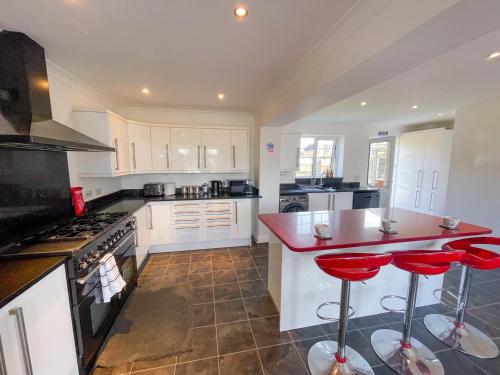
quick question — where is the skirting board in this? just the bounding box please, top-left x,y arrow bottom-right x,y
150,238 -> 251,253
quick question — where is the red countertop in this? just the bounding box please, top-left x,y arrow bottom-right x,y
259,208 -> 492,252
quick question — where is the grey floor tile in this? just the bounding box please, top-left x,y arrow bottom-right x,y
189,260 -> 212,273
169,254 -> 191,264
131,356 -> 176,372
288,325 -> 325,342
192,303 -> 215,328
436,349 -> 488,375
233,257 -> 256,269
239,280 -> 269,298
459,337 -> 500,374
214,283 -> 242,301
293,336 -> 329,366
212,259 -> 234,271
244,296 -> 279,319
250,316 -> 291,347
215,299 -> 247,324
178,326 -> 217,362
236,267 -> 262,282
193,286 -> 214,304
188,272 -> 213,287
213,269 -> 238,284
217,321 -> 256,355
350,314 -> 387,329
219,350 -> 264,375
163,274 -> 189,286
259,343 -> 308,375
175,357 -> 218,375
167,263 -> 190,275
191,252 -> 211,262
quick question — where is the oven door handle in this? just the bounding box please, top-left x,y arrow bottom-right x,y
76,231 -> 134,285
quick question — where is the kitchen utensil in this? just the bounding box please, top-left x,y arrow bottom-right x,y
164,182 -> 176,196
210,180 -> 223,196
70,187 -> 86,216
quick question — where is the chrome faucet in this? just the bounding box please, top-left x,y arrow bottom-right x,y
319,171 -> 328,187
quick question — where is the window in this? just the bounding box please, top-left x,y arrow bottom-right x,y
297,136 -> 339,178
367,141 -> 390,188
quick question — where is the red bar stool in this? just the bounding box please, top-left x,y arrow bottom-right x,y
307,252 -> 392,375
371,249 -> 463,375
424,237 -> 500,358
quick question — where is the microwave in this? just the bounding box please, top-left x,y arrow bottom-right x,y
228,179 -> 253,195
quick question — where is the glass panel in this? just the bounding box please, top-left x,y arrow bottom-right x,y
297,157 -> 313,177
316,140 -> 334,158
368,141 -> 390,188
315,157 -> 332,176
300,137 -> 315,158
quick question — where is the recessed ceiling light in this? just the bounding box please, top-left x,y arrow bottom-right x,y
234,6 -> 248,19
438,112 -> 443,117
360,101 -> 367,107
486,51 -> 500,60
142,87 -> 150,95
217,93 -> 225,100
412,105 -> 419,110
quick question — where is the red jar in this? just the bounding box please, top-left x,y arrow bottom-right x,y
70,187 -> 86,216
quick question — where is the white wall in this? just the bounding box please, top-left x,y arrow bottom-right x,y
445,100 -> 500,235
117,107 -> 256,189
46,61 -> 122,199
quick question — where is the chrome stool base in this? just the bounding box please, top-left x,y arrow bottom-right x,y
371,329 -> 444,375
308,340 -> 374,375
424,314 -> 499,358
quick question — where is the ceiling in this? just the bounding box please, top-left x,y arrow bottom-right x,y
0,0 -> 356,111
306,28 -> 500,127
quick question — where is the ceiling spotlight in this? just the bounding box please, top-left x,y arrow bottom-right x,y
486,51 -> 500,60
412,105 -> 419,110
360,101 -> 367,107
142,87 -> 150,95
217,93 -> 225,100
234,6 -> 248,19
438,112 -> 443,116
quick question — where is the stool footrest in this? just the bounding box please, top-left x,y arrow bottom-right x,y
380,295 -> 407,313
316,302 -> 355,322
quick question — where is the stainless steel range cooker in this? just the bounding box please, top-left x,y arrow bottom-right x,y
1,212 -> 138,374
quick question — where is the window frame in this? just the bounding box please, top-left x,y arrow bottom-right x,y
297,135 -> 340,178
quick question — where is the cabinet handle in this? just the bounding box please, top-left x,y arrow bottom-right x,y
432,170 -> 439,189
235,201 -> 238,224
114,138 -> 119,170
417,170 -> 423,188
174,211 -> 201,215
9,307 -> 33,375
147,205 -> 153,230
176,225 -> 200,229
233,145 -> 236,168
0,334 -> 7,375
331,194 -> 335,211
296,148 -> 300,168
197,145 -> 201,169
166,144 -> 170,169
207,223 -> 231,228
131,142 -> 136,169
175,218 -> 200,222
429,192 -> 436,211
327,195 -> 331,211
414,191 -> 420,208
204,145 -> 207,168
134,216 -> 139,246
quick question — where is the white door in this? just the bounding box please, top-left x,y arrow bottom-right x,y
129,122 -> 152,173
202,129 -> 231,172
134,206 -> 151,268
231,129 -> 249,172
170,128 -> 202,171
393,132 -> 426,211
233,199 -> 251,239
307,193 -> 330,211
0,265 -> 78,375
331,192 -> 353,211
109,112 -> 130,174
280,133 -> 301,171
422,130 -> 444,190
150,203 -> 172,245
367,137 -> 396,208
151,127 -> 171,171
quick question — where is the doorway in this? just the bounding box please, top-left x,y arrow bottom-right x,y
367,136 -> 396,207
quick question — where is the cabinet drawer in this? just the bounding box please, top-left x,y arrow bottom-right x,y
205,222 -> 232,241
204,201 -> 232,215
173,216 -> 202,225
172,202 -> 203,216
172,224 -> 203,242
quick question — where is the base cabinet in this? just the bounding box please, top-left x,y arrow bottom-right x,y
134,206 -> 152,269
233,199 -> 251,239
0,265 -> 78,375
307,192 -> 353,212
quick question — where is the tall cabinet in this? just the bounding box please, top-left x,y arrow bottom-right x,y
393,128 -> 453,215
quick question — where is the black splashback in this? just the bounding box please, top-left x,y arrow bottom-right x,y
0,149 -> 72,247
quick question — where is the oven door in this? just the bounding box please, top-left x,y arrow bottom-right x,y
74,242 -> 138,371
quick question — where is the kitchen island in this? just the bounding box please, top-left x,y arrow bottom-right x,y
259,208 -> 491,331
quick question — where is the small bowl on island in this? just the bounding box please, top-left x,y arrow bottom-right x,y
442,216 -> 460,229
314,224 -> 332,239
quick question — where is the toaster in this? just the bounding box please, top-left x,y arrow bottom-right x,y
143,183 -> 165,197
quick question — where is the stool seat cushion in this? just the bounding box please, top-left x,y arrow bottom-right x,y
315,252 -> 392,282
443,237 -> 500,270
389,250 -> 463,276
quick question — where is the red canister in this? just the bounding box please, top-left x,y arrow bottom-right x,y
70,187 -> 86,216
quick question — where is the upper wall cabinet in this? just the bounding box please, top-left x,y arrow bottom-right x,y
280,133 -> 301,171
73,109 -> 130,177
202,129 -> 232,172
231,129 -> 249,172
151,126 -> 171,172
128,121 -> 153,174
171,127 -> 202,172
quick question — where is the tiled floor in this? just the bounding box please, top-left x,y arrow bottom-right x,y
93,245 -> 500,375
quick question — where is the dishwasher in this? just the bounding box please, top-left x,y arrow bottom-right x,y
353,191 -> 380,209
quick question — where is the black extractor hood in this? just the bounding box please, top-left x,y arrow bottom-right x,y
0,31 -> 114,152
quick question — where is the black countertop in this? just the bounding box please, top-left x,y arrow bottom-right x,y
280,187 -> 379,195
0,256 -> 67,309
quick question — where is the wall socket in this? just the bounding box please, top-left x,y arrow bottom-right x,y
95,188 -> 102,196
84,190 -> 93,199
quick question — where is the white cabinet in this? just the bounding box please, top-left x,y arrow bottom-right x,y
74,109 -> 130,177
204,201 -> 233,241
308,192 -> 353,211
0,265 -> 78,375
128,122 -> 153,173
280,133 -> 301,171
171,202 -> 204,243
231,129 -> 249,172
202,129 -> 232,172
233,199 -> 251,239
134,206 -> 152,269
151,127 -> 171,171
150,203 -> 171,245
170,128 -> 202,172
393,129 -> 453,215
